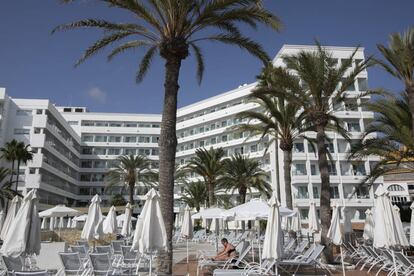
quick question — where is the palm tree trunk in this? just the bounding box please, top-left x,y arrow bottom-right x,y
208,180 -> 214,207
9,159 -> 15,185
128,182 -> 134,204
283,150 -> 293,209
406,84 -> 414,137
275,139 -> 281,201
158,56 -> 182,274
15,159 -> 20,192
316,124 -> 333,263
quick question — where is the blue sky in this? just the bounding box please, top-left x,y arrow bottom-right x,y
0,0 -> 412,114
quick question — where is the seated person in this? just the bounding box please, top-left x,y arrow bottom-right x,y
212,238 -> 237,261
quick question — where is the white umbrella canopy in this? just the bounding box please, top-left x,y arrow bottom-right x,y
308,201 -> 320,234
81,194 -> 104,241
38,205 -> 79,218
103,206 -> 118,234
41,217 -> 46,230
132,188 -> 167,254
1,196 -> 21,240
327,205 -> 345,276
1,189 -> 41,257
410,202 -> 414,246
363,208 -> 375,241
262,194 -> 283,261
117,213 -> 137,225
392,205 -> 409,247
221,198 -> 294,221
121,203 -> 132,236
373,185 -> 400,249
180,205 -> 193,239
192,207 -> 225,220
73,214 -> 88,222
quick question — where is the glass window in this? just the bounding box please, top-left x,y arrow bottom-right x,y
293,163 -> 307,176
81,161 -> 92,168
124,148 -> 136,155
310,164 -> 319,175
16,109 -> 32,116
108,148 -> 121,155
357,78 -> 368,91
341,78 -> 355,91
347,121 -> 361,132
152,149 -> 159,156
125,122 -> 137,128
221,135 -> 228,142
139,136 -> 150,143
109,122 -> 122,127
352,162 -> 366,176
328,163 -> 337,175
345,99 -> 358,111
250,144 -> 258,152
313,186 -> 319,199
325,143 -> 334,153
82,147 -> 93,155
124,136 -> 137,143
340,162 -> 351,176
293,143 -> 305,153
210,137 -> 217,144
14,128 -> 30,135
108,136 -> 121,143
82,135 -> 93,142
297,186 -> 309,199
300,209 -> 309,219
93,148 -> 106,155
330,186 -> 340,198
94,135 -> 107,142
94,160 -> 106,168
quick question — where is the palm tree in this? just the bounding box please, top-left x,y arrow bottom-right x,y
238,65 -> 309,209
179,180 -> 207,212
267,43 -> 373,262
0,167 -> 19,209
377,28 -> 414,136
218,154 -> 271,204
348,92 -> 414,182
1,139 -> 20,184
186,147 -> 225,207
15,143 -> 33,192
105,154 -> 154,204
54,2 -> 281,270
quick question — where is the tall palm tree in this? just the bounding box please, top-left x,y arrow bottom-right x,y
267,43 -> 373,262
186,147 -> 225,207
54,2 -> 281,270
377,28 -> 414,136
1,139 -> 20,184
15,143 -> 33,192
238,65 -> 309,209
179,180 -> 207,212
349,92 -> 414,182
218,154 -> 271,204
105,154 -> 153,204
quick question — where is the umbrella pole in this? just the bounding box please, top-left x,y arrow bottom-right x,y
149,253 -> 152,276
257,225 -> 261,266
186,238 -> 189,276
392,250 -> 397,276
340,246 -> 346,276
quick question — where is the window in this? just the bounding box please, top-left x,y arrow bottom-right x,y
81,161 -> 92,168
310,164 -> 319,175
210,137 -> 217,144
325,143 -> 334,153
80,174 -> 91,181
356,185 -> 369,198
351,162 -> 366,176
124,136 -> 137,143
328,163 -> 337,175
34,128 -> 41,134
68,121 -> 78,126
357,78 -> 368,91
293,143 -> 305,153
82,147 -> 93,155
312,186 -> 319,199
152,124 -> 160,128
221,121 -> 227,128
36,109 -> 43,115
108,148 -> 121,155
347,121 -> 361,132
337,140 -> 348,153
340,162 -> 351,176
300,209 -> 309,219
93,148 -> 106,155
330,186 -> 340,198
408,184 -> 414,190
75,108 -> 83,113
221,135 -> 228,143
341,78 -> 355,91
108,136 -> 121,143
234,147 -> 244,154
109,122 -> 122,127
16,109 -> 31,116
297,186 -> 308,199
139,136 -> 150,143
199,140 -> 205,147
341,59 -> 352,68
293,163 -> 307,176
63,108 -> 72,112
125,123 -> 137,128
94,136 -> 107,142
94,160 -> 106,168
250,144 -> 257,153
14,128 -> 30,135
124,148 -> 136,155
345,99 -> 358,111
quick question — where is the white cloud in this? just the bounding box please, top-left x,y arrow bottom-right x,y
86,87 -> 107,104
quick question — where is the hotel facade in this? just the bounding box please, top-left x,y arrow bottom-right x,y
0,45 -> 383,222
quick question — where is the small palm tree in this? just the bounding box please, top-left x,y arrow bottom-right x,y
179,180 -> 207,212
0,167 -> 19,209
186,147 -> 225,207
15,143 -> 33,192
54,3 -> 281,270
349,92 -> 414,182
238,65 -> 309,209
218,154 -> 271,204
105,155 -> 154,204
377,28 -> 414,136
268,43 -> 373,262
1,139 -> 20,183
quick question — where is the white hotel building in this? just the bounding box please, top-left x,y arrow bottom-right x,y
0,45 -> 382,221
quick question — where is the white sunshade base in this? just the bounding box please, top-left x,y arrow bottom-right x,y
0,196 -> 21,240
38,205 -> 79,218
81,194 -> 104,241
262,194 -> 283,261
373,185 -> 401,249
363,208 -> 375,241
308,201 -> 320,234
1,190 -> 41,257
392,205 -> 409,247
121,203 -> 132,236
132,188 -> 167,254
220,198 -> 294,221
103,206 -> 118,234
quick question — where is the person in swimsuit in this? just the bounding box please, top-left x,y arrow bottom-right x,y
212,238 -> 237,261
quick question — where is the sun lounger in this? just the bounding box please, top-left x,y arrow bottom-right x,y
278,244 -> 326,274
1,256 -> 25,276
13,271 -> 48,276
58,252 -> 89,276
